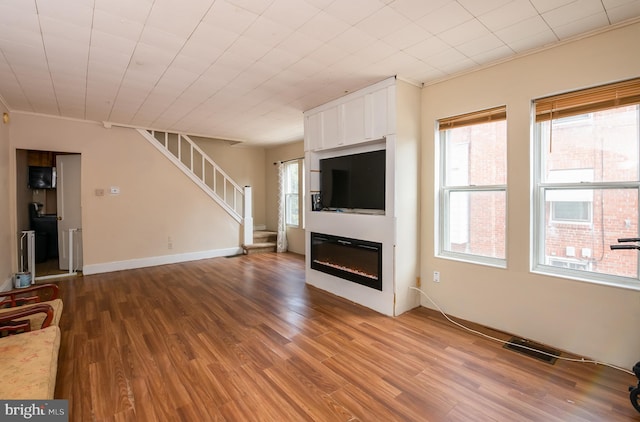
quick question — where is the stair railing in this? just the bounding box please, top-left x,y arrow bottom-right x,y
137,129 -> 253,245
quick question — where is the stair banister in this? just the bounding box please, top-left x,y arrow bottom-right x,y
138,129 -> 250,229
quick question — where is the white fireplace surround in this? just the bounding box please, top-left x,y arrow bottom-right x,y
303,77 -> 421,316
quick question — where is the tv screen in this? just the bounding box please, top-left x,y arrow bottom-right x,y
28,166 -> 56,189
320,150 -> 385,211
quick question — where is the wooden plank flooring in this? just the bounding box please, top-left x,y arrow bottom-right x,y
53,253 -> 640,421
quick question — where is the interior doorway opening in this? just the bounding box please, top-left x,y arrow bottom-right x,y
16,149 -> 83,280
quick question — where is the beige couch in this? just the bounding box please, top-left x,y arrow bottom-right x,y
0,300 -> 62,399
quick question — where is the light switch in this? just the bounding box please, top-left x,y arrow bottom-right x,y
110,186 -> 120,195
95,188 -> 105,196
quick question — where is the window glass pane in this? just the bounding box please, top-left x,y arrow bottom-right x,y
285,193 -> 299,226
542,188 -> 638,278
552,201 -> 591,222
445,190 -> 506,260
540,105 -> 639,183
284,161 -> 300,227
444,120 -> 507,186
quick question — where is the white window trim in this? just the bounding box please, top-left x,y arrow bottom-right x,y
436,122 -> 507,268
531,118 -> 640,290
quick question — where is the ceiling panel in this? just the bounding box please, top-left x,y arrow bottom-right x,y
0,0 -> 637,145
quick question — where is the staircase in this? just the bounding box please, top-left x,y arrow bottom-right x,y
138,129 -> 253,246
242,230 -> 277,255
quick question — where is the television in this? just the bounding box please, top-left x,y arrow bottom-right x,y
319,149 -> 385,212
28,166 -> 56,189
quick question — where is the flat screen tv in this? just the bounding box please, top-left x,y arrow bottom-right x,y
28,166 -> 56,189
319,149 -> 385,212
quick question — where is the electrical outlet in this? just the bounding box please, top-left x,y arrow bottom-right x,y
433,271 -> 440,283
416,276 -> 421,287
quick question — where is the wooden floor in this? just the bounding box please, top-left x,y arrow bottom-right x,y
53,253 -> 640,421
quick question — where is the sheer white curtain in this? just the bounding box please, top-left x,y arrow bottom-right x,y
276,162 -> 288,253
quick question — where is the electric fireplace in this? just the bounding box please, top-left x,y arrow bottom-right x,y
310,232 -> 382,290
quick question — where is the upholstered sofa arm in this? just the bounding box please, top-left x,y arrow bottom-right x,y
0,303 -> 54,334
0,283 -> 59,307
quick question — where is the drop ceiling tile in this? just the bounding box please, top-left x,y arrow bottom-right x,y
302,0 -> 334,10
182,22 -> 239,54
325,0 -> 385,25
551,12 -> 611,39
479,0 -> 539,31
466,44 -> 513,64
456,32 -> 506,57
90,30 -> 137,57
543,0 -> 606,28
171,52 -> 222,74
222,36 -> 270,64
243,16 -> 294,49
406,66 -> 447,84
0,3 -> 38,30
389,0 -> 451,21
92,9 -> 145,42
438,18 -> 490,46
262,0 -> 320,30
203,0 -> 259,35
95,0 -> 153,25
354,40 -> 397,63
297,11 -> 351,43
530,0 -> 576,14
495,15 -> 555,46
457,0 -> 512,16
0,26 -> 43,49
258,47 -> 301,72
305,43 -> 349,67
145,0 -> 214,39
36,0 -> 93,27
383,23 -> 432,49
504,28 -> 558,52
606,0 -> 640,23
138,26 -> 186,53
404,36 -> 450,61
226,0 -> 273,14
278,30 -> 323,56
326,27 -> 378,54
415,2 -> 473,34
356,5 -> 413,39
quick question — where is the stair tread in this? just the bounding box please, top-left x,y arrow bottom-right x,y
243,242 -> 276,248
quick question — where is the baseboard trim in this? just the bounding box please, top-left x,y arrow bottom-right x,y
82,247 -> 243,275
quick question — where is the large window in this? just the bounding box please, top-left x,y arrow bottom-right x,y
533,78 -> 640,287
283,160 -> 303,227
438,106 -> 507,266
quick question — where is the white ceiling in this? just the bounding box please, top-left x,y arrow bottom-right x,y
0,0 -> 639,146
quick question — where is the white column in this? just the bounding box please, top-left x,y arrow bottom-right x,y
243,186 -> 253,245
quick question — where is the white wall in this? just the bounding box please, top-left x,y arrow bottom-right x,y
420,21 -> 640,368
0,105 -> 12,289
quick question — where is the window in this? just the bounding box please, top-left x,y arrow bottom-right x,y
533,78 -> 640,287
283,160 -> 303,227
437,106 -> 507,266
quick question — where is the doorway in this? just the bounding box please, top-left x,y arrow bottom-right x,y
16,149 -> 83,279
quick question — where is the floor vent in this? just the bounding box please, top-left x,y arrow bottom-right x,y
503,337 -> 559,364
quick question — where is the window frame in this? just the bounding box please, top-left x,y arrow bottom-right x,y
283,159 -> 304,228
436,106 -> 508,268
531,79 -> 640,288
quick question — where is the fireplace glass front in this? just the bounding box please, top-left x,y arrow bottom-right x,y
310,232 -> 382,290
